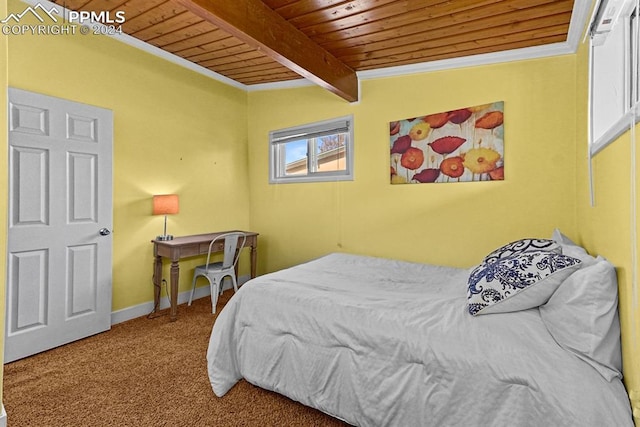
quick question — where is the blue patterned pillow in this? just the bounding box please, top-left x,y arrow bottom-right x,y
468,250 -> 581,316
483,238 -> 561,264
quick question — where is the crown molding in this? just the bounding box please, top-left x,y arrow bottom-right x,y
18,0 -> 245,90
18,0 -> 594,94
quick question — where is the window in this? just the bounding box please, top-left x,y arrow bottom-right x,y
588,0 -> 639,156
269,115 -> 354,183
631,9 -> 640,107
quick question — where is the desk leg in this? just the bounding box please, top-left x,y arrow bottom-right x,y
250,244 -> 257,278
153,255 -> 162,313
169,260 -> 180,321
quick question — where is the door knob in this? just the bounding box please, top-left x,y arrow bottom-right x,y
99,228 -> 111,236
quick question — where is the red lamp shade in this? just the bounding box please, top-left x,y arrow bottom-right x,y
153,194 -> 179,215
153,194 -> 179,241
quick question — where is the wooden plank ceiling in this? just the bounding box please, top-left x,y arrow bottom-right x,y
52,0 -> 575,101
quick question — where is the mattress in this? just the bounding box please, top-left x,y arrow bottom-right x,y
207,253 -> 633,426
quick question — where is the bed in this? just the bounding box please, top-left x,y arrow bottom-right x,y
207,231 -> 634,426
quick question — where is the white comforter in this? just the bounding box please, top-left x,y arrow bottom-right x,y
207,253 -> 633,426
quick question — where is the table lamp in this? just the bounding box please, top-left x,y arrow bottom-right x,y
153,194 -> 179,241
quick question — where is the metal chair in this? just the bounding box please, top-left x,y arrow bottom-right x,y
188,231 -> 247,313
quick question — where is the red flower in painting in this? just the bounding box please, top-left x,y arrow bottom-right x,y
391,135 -> 412,154
489,166 -> 504,180
413,168 -> 440,183
440,156 -> 465,178
401,147 -> 424,170
447,109 -> 472,124
475,111 -> 504,130
428,136 -> 466,155
390,121 -> 401,135
423,112 -> 449,129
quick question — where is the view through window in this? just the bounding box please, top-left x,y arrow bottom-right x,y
270,116 -> 354,183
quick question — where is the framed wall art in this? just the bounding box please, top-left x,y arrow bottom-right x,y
390,101 -> 504,184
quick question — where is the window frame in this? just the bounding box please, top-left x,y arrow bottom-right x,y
589,0 -> 639,156
269,115 -> 354,184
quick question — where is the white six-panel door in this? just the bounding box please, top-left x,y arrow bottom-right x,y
5,88 -> 113,363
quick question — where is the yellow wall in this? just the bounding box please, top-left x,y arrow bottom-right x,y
3,0 -> 639,421
248,56 -> 579,272
5,0 -> 251,311
574,36 -> 640,420
247,48 -> 640,420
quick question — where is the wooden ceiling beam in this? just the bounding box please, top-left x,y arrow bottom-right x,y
174,0 -> 359,102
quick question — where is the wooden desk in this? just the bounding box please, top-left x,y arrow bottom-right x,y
152,231 -> 258,321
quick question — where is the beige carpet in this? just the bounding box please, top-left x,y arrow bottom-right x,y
3,292 -> 349,426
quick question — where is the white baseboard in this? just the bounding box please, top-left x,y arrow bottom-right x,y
110,274 -> 250,325
0,403 -> 7,427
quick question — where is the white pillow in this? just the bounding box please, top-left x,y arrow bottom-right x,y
483,238 -> 562,264
539,255 -> 622,381
551,229 -> 597,263
467,250 -> 582,316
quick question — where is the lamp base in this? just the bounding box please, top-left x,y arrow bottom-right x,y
156,235 -> 174,241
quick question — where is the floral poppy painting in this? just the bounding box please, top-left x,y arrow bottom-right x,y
390,101 -> 504,184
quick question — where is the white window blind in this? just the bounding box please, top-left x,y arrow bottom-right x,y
271,119 -> 351,144
269,115 -> 354,184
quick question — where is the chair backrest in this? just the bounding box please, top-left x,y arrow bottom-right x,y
205,232 -> 247,270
